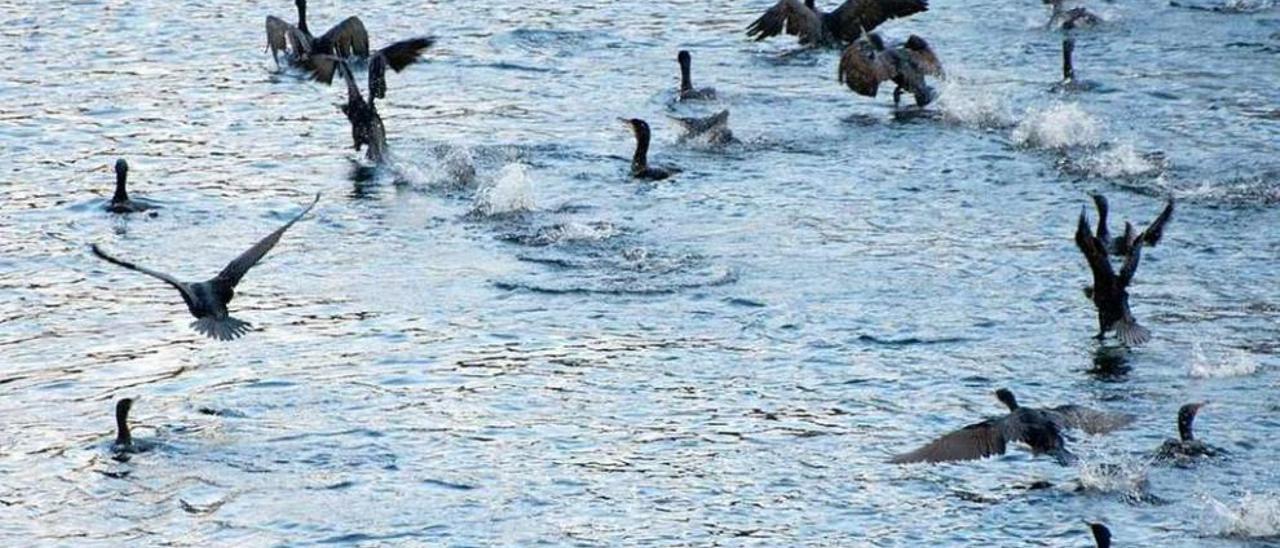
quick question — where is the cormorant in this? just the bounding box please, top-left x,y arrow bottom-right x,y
620,118 -> 681,181
1076,207 -> 1150,346
265,0 -> 369,71
747,0 -> 930,48
838,33 -> 944,108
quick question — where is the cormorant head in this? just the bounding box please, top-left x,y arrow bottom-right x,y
905,35 -> 930,52
619,118 -> 650,137
1086,522 -> 1111,548
677,50 -> 691,67
115,158 -> 128,178
996,388 -> 1019,411
865,33 -> 887,51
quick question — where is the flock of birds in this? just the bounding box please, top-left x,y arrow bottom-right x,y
81,0 -> 1240,544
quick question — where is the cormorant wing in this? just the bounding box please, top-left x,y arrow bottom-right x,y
315,16 -> 370,58
827,0 -> 930,43
1140,199 -> 1174,247
668,109 -> 730,135
888,419 -> 1008,464
746,0 -> 824,43
265,16 -> 298,57
1075,207 -> 1116,285
1090,193 -> 1110,242
1046,405 -> 1135,435
368,37 -> 436,99
90,244 -> 196,303
213,194 -> 319,290
1117,238 -> 1142,287
838,40 -> 893,97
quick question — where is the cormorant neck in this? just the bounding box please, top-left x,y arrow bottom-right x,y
1178,405 -> 1199,442
113,166 -> 128,204
115,400 -> 132,447
632,127 -> 650,174
296,0 -> 310,36
997,389 -> 1019,411
679,58 -> 692,93
1092,194 -> 1108,239
1063,38 -> 1075,82
1089,523 -> 1111,548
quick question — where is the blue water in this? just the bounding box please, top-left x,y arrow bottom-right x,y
2,0 -> 1279,544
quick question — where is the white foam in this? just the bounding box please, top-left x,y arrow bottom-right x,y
472,163 -> 534,216
1189,342 -> 1260,379
1204,492 -> 1280,539
545,222 -> 618,244
936,79 -> 1016,129
1012,102 -> 1102,149
1079,142 -> 1158,178
1076,453 -> 1152,500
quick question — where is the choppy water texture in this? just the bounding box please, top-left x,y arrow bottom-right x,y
2,0 -> 1279,545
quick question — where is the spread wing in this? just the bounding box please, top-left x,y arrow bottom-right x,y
214,194 -> 320,289
828,0 -> 930,42
746,0 -> 824,43
889,419 -> 1008,464
1075,207 -> 1115,286
90,244 -> 194,301
1046,405 -> 1135,435
1140,199 -> 1174,247
369,37 -> 436,99
669,109 -> 730,134
265,16 -> 292,56
315,16 -> 370,58
838,41 -> 892,97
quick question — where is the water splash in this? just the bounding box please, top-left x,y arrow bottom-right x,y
936,79 -> 1016,130
1078,142 -> 1160,178
472,163 -> 535,217
1012,102 -> 1102,149
1189,342 -> 1260,379
1203,492 -> 1280,539
1077,453 -> 1154,502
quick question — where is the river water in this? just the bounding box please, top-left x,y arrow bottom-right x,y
1,0 -> 1279,545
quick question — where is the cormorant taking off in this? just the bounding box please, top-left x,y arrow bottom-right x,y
747,0 -> 930,48
1076,207 -> 1150,346
1091,194 -> 1174,257
105,159 -> 152,214
90,194 -> 320,341
676,50 -> 716,101
620,118 -> 681,181
309,38 -> 435,163
265,0 -> 369,71
1155,402 -> 1223,463
838,33 -> 944,108
888,388 -> 1133,465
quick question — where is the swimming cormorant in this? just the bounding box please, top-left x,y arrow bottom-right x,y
620,118 -> 681,181
89,193 -> 320,341
838,33 -> 944,108
1076,207 -> 1150,346
676,50 -> 716,101
1154,402 -> 1223,463
265,0 -> 369,71
747,0 -> 930,48
104,159 -> 152,214
888,388 -> 1133,465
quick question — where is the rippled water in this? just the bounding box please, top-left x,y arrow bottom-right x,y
2,0 -> 1279,545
